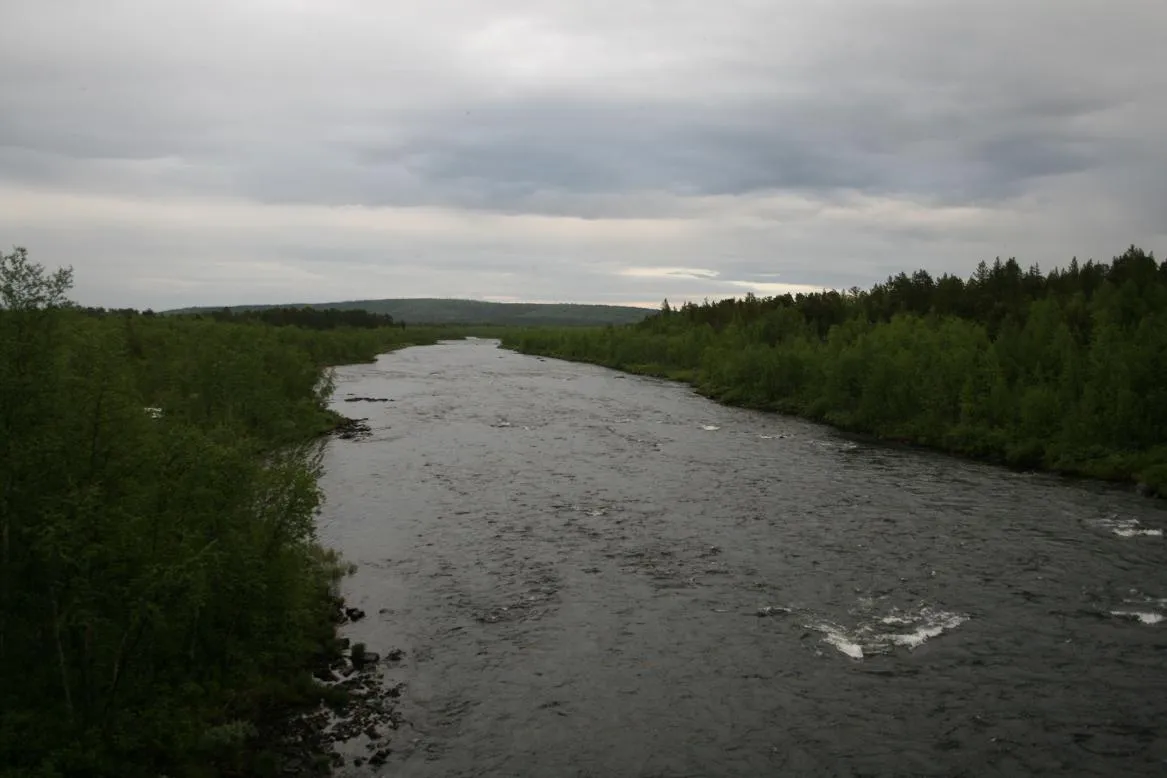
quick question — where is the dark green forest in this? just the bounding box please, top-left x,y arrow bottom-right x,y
0,248 -> 443,777
171,305 -> 401,331
169,298 -> 653,327
503,246 -> 1167,496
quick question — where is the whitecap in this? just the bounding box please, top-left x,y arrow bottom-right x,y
1097,516 -> 1163,537
814,623 -> 865,659
1109,610 -> 1164,625
1116,526 -> 1163,538
879,611 -> 969,649
808,604 -> 968,660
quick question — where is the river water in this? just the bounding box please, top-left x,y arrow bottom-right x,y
317,339 -> 1167,777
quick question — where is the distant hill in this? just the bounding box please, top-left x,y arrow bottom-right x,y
167,298 -> 655,326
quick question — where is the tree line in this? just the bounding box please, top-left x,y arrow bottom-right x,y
201,306 -> 402,330
0,248 -> 437,776
503,245 -> 1167,495
77,305 -> 403,331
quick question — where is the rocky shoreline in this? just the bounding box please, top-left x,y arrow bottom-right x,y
262,598 -> 408,776
331,416 -> 373,440
260,420 -> 405,776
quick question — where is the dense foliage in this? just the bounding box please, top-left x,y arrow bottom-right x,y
202,306 -> 400,330
171,298 -> 653,327
78,305 -> 403,331
0,248 -> 438,777
503,246 -> 1167,495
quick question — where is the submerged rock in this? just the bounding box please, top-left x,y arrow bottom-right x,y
352,649 -> 380,669
333,417 -> 372,440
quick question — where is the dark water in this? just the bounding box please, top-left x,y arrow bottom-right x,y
318,339 -> 1167,777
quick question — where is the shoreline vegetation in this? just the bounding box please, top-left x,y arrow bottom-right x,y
501,246 -> 1167,499
0,248 -> 456,777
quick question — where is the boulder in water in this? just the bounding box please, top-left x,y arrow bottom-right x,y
333,417 -> 372,440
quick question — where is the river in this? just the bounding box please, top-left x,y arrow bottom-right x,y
316,338 -> 1167,777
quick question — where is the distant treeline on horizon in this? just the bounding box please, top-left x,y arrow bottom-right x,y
158,297 -> 654,327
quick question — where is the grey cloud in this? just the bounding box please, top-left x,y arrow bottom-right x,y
245,88 -> 1118,214
3,2 -> 1153,215
1,0 -> 1165,307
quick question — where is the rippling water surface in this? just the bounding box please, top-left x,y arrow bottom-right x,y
317,339 -> 1167,777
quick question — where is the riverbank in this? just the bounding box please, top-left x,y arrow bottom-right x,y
503,248 -> 1167,499
500,342 -> 1166,499
256,584 -> 407,777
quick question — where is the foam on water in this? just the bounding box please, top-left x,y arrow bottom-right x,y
814,623 -> 866,659
808,604 -> 968,659
1109,610 -> 1164,625
1096,515 -> 1163,537
808,439 -> 859,452
1116,526 -> 1163,538
879,610 -> 970,649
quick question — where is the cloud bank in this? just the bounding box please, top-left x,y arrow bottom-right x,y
1,0 -> 1164,309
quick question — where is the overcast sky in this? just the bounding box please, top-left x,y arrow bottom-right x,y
2,1 -> 1164,310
